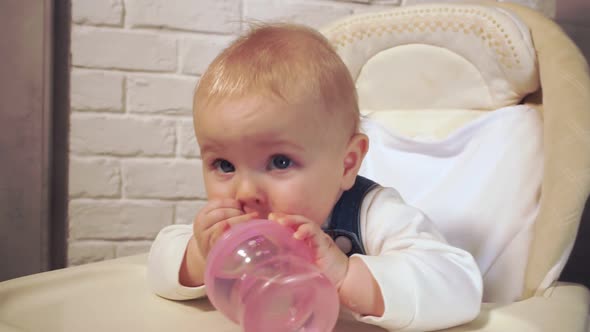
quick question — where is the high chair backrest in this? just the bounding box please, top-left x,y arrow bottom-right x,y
323,3 -> 539,111
321,1 -> 590,300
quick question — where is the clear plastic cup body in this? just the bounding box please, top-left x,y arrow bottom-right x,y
204,219 -> 339,332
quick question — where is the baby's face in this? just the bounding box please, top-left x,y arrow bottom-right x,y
194,96 -> 351,225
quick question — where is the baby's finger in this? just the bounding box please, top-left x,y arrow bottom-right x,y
293,222 -> 319,240
207,220 -> 230,252
225,212 -> 259,227
198,212 -> 257,256
268,213 -> 311,228
200,207 -> 244,229
294,223 -> 333,251
197,219 -> 230,256
200,198 -> 242,214
267,212 -> 287,221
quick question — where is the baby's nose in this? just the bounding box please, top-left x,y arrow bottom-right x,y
235,178 -> 265,211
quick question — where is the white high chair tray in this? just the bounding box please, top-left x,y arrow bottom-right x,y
0,254 -> 587,332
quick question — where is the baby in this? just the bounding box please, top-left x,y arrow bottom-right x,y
148,23 -> 482,331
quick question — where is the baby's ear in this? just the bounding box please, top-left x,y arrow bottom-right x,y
341,133 -> 369,190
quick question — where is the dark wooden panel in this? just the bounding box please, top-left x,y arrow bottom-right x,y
50,0 -> 71,271
0,0 -> 53,281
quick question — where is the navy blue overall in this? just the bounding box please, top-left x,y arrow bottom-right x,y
323,175 -> 379,256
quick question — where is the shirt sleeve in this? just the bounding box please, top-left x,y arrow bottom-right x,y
352,187 -> 483,331
146,224 -> 207,300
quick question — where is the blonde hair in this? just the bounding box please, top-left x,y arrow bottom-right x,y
194,23 -> 360,133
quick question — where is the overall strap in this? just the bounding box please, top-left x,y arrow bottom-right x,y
324,175 -> 379,256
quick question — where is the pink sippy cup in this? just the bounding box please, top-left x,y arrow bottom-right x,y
204,219 -> 339,332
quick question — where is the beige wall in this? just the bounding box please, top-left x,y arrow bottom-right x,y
68,0 -> 559,266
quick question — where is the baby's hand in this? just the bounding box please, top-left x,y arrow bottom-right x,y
193,199 -> 257,259
268,213 -> 349,290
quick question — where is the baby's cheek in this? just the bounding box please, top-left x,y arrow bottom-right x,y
205,182 -> 234,200
294,203 -> 331,226
207,191 -> 231,201
269,192 -> 305,216
299,191 -> 338,224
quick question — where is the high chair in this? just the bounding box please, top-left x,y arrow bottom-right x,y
0,1 -> 588,331
322,0 -> 590,330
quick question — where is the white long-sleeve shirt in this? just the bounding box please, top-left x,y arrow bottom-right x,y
147,186 -> 483,332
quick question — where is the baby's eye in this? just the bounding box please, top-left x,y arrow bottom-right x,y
213,159 -> 235,173
269,155 -> 292,170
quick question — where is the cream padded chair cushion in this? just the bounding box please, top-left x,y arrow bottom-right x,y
322,4 -> 539,110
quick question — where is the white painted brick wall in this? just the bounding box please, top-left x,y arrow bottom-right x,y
68,241 -> 116,265
71,70 -> 124,112
70,114 -> 176,156
125,0 -> 242,34
244,0 -> 356,29
72,0 -> 124,27
69,157 -> 121,198
180,36 -> 235,75
122,159 -> 206,199
69,0 -> 553,266
127,75 -> 196,115
69,200 -> 174,240
72,27 -> 177,71
175,201 -> 209,225
178,119 -> 200,158
116,241 -> 154,257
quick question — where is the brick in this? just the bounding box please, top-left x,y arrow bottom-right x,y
69,157 -> 121,198
71,70 -> 124,112
68,241 -> 116,266
175,200 -> 208,225
72,27 -> 176,72
123,159 -> 206,199
127,75 -> 196,115
70,114 -> 176,157
69,200 -> 174,240
244,0 -> 355,29
126,0 -> 241,34
72,0 -> 123,26
181,35 -> 234,75
116,241 -> 153,257
178,119 -> 200,158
